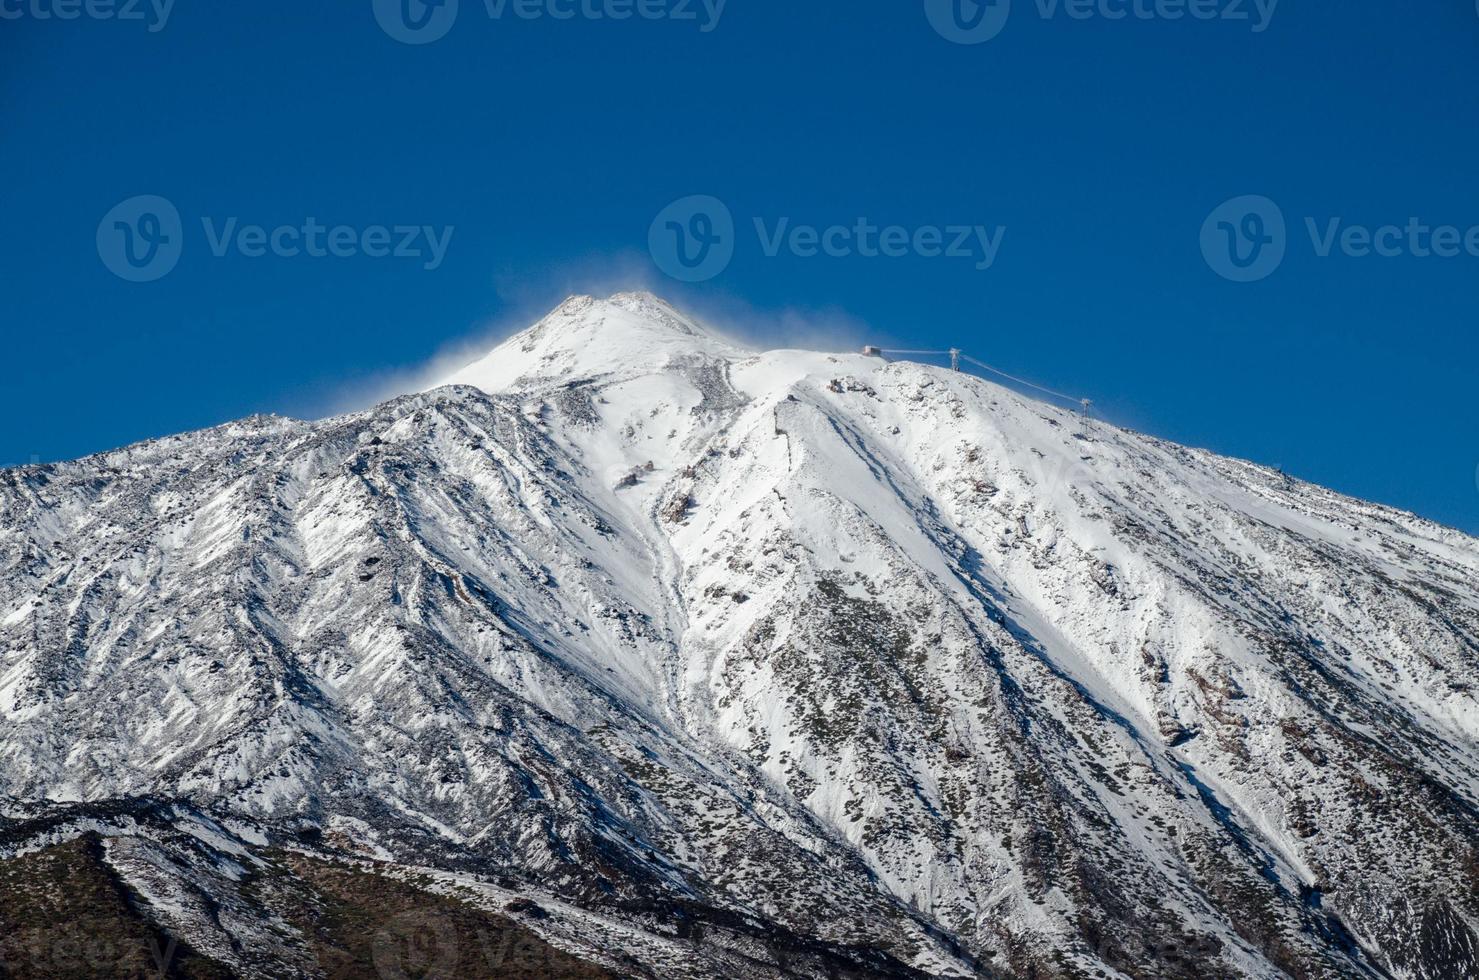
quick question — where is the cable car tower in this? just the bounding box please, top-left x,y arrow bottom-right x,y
861,344 -> 1096,430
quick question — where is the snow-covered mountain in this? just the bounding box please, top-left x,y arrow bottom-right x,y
3,292 -> 1477,979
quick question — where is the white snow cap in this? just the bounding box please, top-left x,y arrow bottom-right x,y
437,292 -> 745,394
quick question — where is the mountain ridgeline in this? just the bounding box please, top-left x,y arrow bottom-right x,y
2,293 -> 1477,978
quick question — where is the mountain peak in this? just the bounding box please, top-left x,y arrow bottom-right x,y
530,291 -> 702,331
549,289 -> 660,310
436,292 -> 743,394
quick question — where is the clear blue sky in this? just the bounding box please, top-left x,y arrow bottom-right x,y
3,1 -> 1478,532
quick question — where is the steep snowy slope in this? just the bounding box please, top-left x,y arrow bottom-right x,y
2,292 -> 1476,979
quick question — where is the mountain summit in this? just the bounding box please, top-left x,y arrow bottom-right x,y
2,294 -> 1477,978
439,292 -> 743,393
